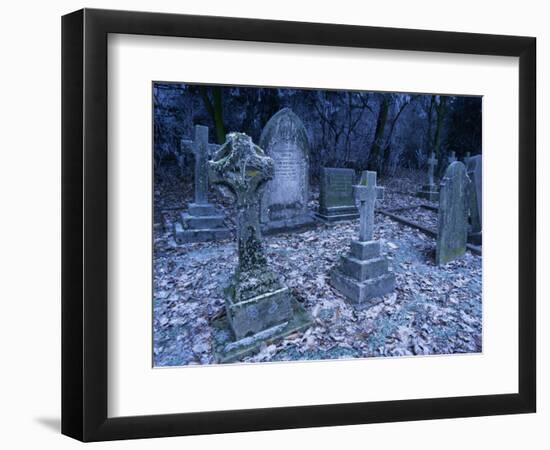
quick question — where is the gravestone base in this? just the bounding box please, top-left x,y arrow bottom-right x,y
314,206 -> 359,223
212,298 -> 312,363
330,270 -> 395,305
173,202 -> 231,244
329,239 -> 395,305
417,184 -> 439,202
468,231 -> 482,246
261,212 -> 317,235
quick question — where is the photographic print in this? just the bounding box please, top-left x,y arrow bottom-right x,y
153,83 -> 482,367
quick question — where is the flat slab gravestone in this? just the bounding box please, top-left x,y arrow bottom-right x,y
466,154 -> 482,245
259,108 -> 315,234
172,125 -> 231,244
316,167 -> 360,222
208,133 -> 312,363
436,161 -> 471,265
330,171 -> 395,305
417,152 -> 439,202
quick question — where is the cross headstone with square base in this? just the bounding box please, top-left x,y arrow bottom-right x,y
208,133 -> 312,363
173,125 -> 231,244
417,152 -> 439,202
330,171 -> 395,305
436,161 -> 471,265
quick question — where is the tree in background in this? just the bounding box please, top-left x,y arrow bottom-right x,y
153,83 -> 482,185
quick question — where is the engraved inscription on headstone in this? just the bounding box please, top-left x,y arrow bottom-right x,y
259,108 -> 315,233
316,167 -> 359,222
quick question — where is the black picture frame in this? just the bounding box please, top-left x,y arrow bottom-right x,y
62,8 -> 536,442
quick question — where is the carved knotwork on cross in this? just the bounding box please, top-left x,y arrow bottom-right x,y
209,133 -> 274,271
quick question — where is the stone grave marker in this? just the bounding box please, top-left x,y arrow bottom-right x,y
417,152 -> 439,202
316,167 -> 359,222
448,151 -> 457,164
436,161 -> 471,265
259,108 -> 315,233
466,154 -> 482,245
209,133 -> 312,363
330,171 -> 395,304
173,125 -> 231,243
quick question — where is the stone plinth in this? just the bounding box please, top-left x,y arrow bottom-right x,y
417,184 -> 439,202
173,203 -> 231,244
330,240 -> 395,305
329,171 -> 395,305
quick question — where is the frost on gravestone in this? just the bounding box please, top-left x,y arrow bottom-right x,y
436,161 -> 471,265
316,167 -> 360,222
208,133 -> 312,363
466,155 -> 482,245
172,125 -> 230,244
259,108 -> 315,233
329,171 -> 395,305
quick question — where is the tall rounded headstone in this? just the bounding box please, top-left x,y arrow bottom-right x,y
259,108 -> 315,233
436,161 -> 471,265
466,155 -> 482,244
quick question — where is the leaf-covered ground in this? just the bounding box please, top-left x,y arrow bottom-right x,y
153,178 -> 482,367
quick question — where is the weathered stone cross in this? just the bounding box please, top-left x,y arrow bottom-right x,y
427,152 -> 438,185
448,151 -> 457,165
209,133 -> 274,272
353,171 -> 384,242
181,125 -> 219,205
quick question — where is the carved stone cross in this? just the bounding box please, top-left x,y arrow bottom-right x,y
209,133 -> 274,272
448,151 -> 457,165
181,125 -> 219,205
353,171 -> 384,242
427,152 -> 438,186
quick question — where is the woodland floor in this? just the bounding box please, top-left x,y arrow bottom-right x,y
153,169 -> 482,367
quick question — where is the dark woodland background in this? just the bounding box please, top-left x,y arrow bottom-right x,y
153,83 -> 482,183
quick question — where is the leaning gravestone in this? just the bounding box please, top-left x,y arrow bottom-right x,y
436,161 -> 471,265
417,152 -> 439,202
259,108 -> 315,233
173,125 -> 231,244
209,133 -> 312,363
330,171 -> 395,304
466,155 -> 482,245
316,167 -> 360,222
